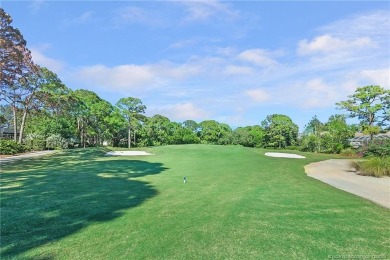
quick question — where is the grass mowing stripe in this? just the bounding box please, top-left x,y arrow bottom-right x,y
1,145 -> 388,259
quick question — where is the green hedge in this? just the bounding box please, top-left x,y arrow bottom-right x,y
0,140 -> 26,155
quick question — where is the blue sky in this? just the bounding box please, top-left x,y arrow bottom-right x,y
2,1 -> 389,130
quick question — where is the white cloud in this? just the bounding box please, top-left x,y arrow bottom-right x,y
118,6 -> 145,22
269,70 -> 389,111
245,89 -> 270,103
62,11 -> 94,27
282,78 -> 341,109
40,7 -> 388,129
29,0 -> 45,14
75,11 -> 94,23
172,103 -> 208,120
238,49 -> 279,67
319,10 -> 390,44
298,34 -> 375,55
181,0 -> 239,22
294,10 -> 388,78
153,62 -> 201,79
75,64 -> 156,91
169,39 -> 198,49
305,78 -> 330,92
149,102 -> 208,121
359,69 -> 390,89
224,65 -> 254,76
73,61 -> 202,93
300,78 -> 340,109
289,13 -> 388,82
113,6 -> 164,27
31,47 -> 64,73
334,68 -> 390,95
216,47 -> 236,56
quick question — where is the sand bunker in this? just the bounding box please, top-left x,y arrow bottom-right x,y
265,152 -> 306,159
106,151 -> 153,156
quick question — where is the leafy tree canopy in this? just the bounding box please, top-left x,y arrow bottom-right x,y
262,114 -> 299,148
336,85 -> 389,131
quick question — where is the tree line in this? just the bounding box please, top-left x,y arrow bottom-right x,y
1,8 -> 389,154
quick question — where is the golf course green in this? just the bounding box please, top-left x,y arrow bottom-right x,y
1,145 -> 389,259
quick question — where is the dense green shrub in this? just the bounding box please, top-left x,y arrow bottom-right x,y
25,133 -> 46,151
0,140 -> 26,155
340,148 -> 357,156
299,134 -> 320,153
118,138 -> 129,148
284,145 -> 301,151
46,134 -> 68,149
359,139 -> 390,157
352,157 -> 390,177
66,137 -> 79,148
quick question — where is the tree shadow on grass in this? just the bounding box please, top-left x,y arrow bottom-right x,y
0,149 -> 167,258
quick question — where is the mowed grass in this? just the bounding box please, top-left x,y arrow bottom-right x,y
1,145 -> 389,259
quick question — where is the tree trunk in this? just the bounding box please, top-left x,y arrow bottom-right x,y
77,118 -> 82,147
18,108 -> 28,143
12,104 -> 18,142
84,126 -> 87,148
80,120 -> 86,148
128,126 -> 131,148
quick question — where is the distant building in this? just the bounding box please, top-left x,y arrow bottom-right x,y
0,128 -> 20,140
348,132 -> 390,148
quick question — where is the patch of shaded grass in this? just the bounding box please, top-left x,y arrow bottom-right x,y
1,145 -> 389,259
1,148 -> 167,258
353,156 -> 390,177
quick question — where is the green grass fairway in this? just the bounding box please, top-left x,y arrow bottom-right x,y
1,145 -> 389,259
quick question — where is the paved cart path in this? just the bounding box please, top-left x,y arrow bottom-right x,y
305,159 -> 390,209
0,150 -> 56,163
